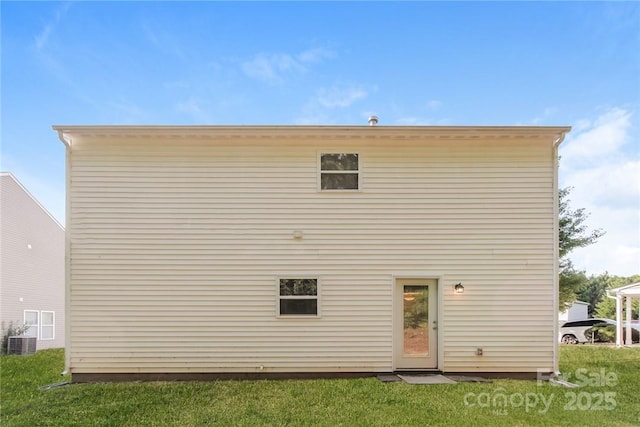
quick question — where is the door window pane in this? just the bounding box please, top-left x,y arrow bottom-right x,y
403,286 -> 429,356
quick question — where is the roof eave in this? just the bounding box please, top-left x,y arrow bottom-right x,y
52,124 -> 571,143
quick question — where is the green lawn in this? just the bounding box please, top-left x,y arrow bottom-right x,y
2,346 -> 639,426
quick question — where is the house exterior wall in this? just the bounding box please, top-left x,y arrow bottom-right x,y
559,301 -> 589,323
58,126 -> 567,375
0,173 -> 65,350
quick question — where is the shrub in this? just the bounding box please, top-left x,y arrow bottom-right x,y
587,324 -> 640,343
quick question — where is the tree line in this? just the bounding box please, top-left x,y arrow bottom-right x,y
559,187 -> 638,318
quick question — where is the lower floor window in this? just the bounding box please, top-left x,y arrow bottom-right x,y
23,310 -> 55,340
24,310 -> 38,338
41,311 -> 55,340
278,278 -> 318,316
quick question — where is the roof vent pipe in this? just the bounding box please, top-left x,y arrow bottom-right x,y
368,115 -> 379,126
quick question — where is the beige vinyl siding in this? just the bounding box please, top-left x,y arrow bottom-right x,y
65,129 -> 559,373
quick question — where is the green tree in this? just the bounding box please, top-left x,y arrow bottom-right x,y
559,262 -> 588,310
559,188 -> 604,259
558,187 -> 604,309
576,273 -> 613,317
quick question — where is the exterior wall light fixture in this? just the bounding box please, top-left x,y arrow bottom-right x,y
454,283 -> 464,294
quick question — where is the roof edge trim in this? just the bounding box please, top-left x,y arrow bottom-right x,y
52,124 -> 571,141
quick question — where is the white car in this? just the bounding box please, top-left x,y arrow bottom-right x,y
559,318 -> 616,344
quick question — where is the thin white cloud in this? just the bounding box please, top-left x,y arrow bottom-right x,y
395,117 -> 429,125
241,47 -> 335,84
295,84 -> 368,124
316,86 -> 367,109
176,97 -> 211,122
163,80 -> 190,90
572,118 -> 591,133
296,47 -> 335,64
531,106 -> 559,125
294,112 -> 332,125
567,206 -> 639,277
560,108 -> 631,163
242,53 -> 303,84
559,107 -> 639,276
393,116 -> 450,125
34,2 -> 71,50
389,98 -> 448,125
566,160 -> 640,209
109,101 -> 148,124
177,97 -> 203,115
35,25 -> 53,51
142,21 -> 186,60
426,100 -> 442,111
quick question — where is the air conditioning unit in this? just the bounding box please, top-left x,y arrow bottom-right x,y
7,336 -> 37,355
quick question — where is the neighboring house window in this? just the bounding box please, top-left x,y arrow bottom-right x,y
24,310 -> 38,338
40,311 -> 55,340
320,153 -> 359,190
278,279 -> 318,316
23,310 -> 55,340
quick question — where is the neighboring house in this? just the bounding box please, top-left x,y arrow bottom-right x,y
0,172 -> 65,350
607,282 -> 640,347
54,124 -> 570,381
559,300 -> 589,323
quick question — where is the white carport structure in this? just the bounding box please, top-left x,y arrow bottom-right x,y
607,282 -> 640,347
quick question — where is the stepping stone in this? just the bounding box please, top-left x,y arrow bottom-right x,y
397,374 -> 457,384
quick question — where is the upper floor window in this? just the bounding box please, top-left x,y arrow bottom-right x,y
278,278 -> 318,316
320,153 -> 359,190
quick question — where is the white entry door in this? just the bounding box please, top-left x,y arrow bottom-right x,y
394,278 -> 438,370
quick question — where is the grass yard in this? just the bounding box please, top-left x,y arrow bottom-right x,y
2,346 -> 639,426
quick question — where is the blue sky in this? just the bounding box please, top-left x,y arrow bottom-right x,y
1,1 -> 638,276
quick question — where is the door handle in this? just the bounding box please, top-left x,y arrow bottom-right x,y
432,320 -> 438,330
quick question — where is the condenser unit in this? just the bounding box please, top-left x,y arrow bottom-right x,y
7,336 -> 37,355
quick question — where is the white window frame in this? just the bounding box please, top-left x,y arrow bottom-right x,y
317,152 -> 361,192
23,310 -> 55,340
23,310 -> 39,339
40,311 -> 55,340
276,278 -> 321,318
